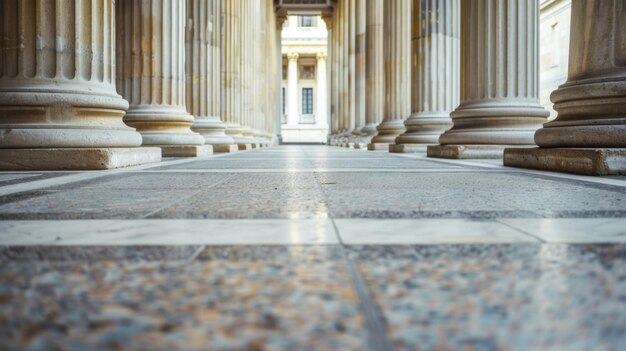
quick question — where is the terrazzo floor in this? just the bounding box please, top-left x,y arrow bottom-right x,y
1,145 -> 625,350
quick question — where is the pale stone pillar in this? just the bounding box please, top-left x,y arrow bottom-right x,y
391,0 -> 460,153
286,52 -> 300,127
222,0 -> 246,149
275,13 -> 287,144
360,0 -> 385,146
368,0 -> 410,151
428,0 -> 548,159
316,53 -> 329,130
353,0 -> 367,149
186,0 -> 237,153
345,0 -> 357,146
0,0 -> 161,170
117,0 -> 209,157
505,0 -> 626,175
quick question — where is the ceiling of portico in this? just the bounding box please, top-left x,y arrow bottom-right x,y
274,0 -> 336,15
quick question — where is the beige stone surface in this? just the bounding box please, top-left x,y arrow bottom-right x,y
0,148 -> 161,171
389,144 -> 429,154
504,148 -> 626,176
213,144 -> 240,153
367,143 -> 391,151
161,145 -> 213,158
427,145 -> 507,159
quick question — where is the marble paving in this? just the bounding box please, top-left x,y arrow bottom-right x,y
0,145 -> 625,350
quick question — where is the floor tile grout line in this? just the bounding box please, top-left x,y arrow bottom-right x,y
496,219 -> 547,244
329,217 -> 395,351
186,245 -> 206,264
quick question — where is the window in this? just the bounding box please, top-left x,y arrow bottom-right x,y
282,88 -> 286,113
302,88 -> 313,115
300,16 -> 314,27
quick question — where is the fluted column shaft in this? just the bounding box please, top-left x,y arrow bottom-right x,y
369,0 -> 410,147
394,0 -> 460,149
362,0 -> 385,140
435,0 -> 548,150
117,0 -> 203,149
287,52 -> 299,126
353,0 -> 366,138
0,0 -> 136,148
222,0 -> 244,142
186,0 -> 234,146
316,53 -> 329,129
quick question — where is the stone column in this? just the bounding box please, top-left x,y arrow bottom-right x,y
275,12 -> 287,144
286,52 -> 300,126
353,0 -> 367,149
0,0 -> 161,170
316,52 -> 329,131
368,0 -> 410,151
428,0 -> 548,159
345,0 -> 357,147
186,0 -> 237,153
505,0 -> 626,175
391,0 -> 460,153
117,0 -> 209,157
222,0 -> 246,149
360,0 -> 385,146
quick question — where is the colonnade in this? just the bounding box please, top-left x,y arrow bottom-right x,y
0,0 -> 623,175
0,0 -> 279,169
328,0 -> 625,175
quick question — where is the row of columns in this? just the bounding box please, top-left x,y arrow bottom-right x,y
0,0 -> 279,169
327,0 -> 625,175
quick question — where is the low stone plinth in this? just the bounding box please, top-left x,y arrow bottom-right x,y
427,145 -> 507,159
389,144 -> 429,154
0,147 -> 162,170
367,143 -> 391,151
238,144 -> 253,151
161,145 -> 213,157
212,144 -> 239,153
504,147 -> 626,176
353,143 -> 367,150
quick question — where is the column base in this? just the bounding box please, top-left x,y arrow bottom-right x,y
238,144 -> 253,151
427,145 -> 512,159
0,147 -> 162,170
213,144 -> 239,153
504,147 -> 626,176
389,144 -> 429,154
161,145 -> 213,157
367,143 -> 391,151
353,143 -> 367,150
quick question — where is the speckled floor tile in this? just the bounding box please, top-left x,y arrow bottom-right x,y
0,246 -> 368,351
348,244 -> 626,351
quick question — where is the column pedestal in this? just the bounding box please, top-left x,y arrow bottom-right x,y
504,0 -> 626,175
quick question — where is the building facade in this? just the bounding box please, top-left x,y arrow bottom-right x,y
281,16 -> 330,143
